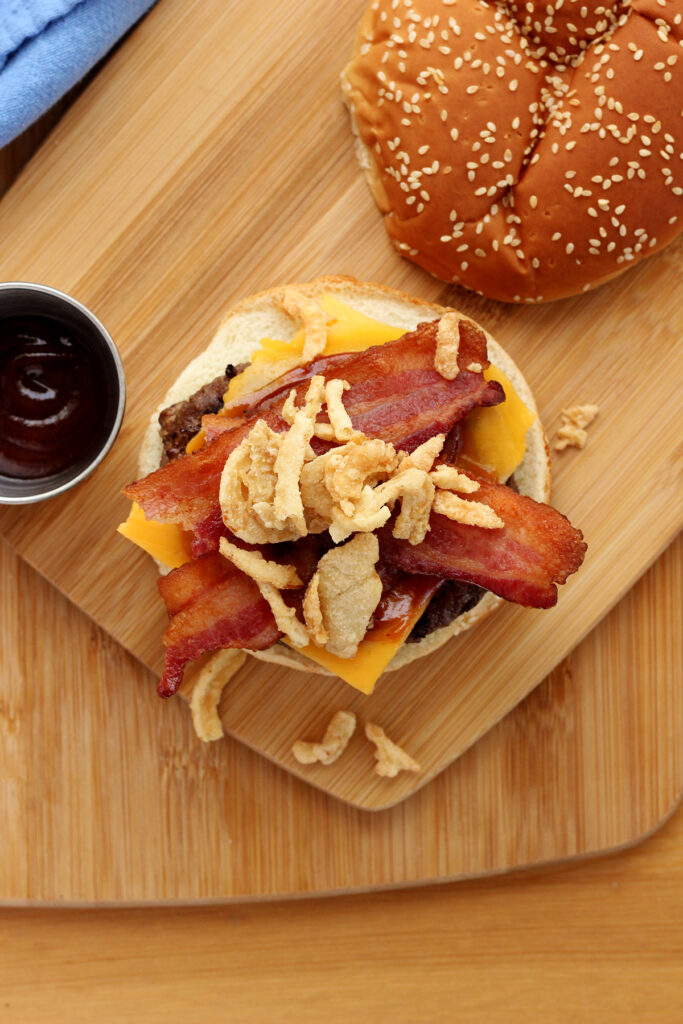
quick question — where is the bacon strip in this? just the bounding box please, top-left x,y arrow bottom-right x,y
379,477 -> 586,608
158,552 -> 280,697
125,320 -> 503,531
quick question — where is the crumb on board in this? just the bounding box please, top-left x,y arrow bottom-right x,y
554,404 -> 599,451
292,710 -> 357,765
365,722 -> 421,778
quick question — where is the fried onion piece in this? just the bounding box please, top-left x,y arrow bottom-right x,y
302,571 -> 328,646
434,313 -> 462,380
391,468 -> 435,546
276,287 -> 328,362
323,438 -> 399,514
273,376 -> 325,529
292,710 -> 357,766
219,420 -> 299,544
218,537 -> 302,589
554,404 -> 599,451
300,439 -> 400,542
282,388 -> 298,426
399,434 -> 445,473
313,422 -> 365,443
316,534 -> 382,658
300,440 -> 437,545
324,378 -> 354,441
432,490 -> 504,529
365,723 -> 421,778
189,649 -> 247,742
430,465 -> 481,493
257,582 -> 309,647
219,378 -> 326,544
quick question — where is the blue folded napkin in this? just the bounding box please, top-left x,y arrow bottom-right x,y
0,0 -> 158,149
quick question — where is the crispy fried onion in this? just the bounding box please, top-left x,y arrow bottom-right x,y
258,582 -> 309,648
302,571 -> 328,646
220,377 -> 326,544
301,432 -> 502,545
301,438 -> 434,544
292,710 -> 357,766
283,377 -> 361,445
434,312 -> 462,380
188,649 -> 247,742
274,376 -> 325,529
218,538 -> 302,589
217,537 -> 309,647
306,534 -> 383,658
219,419 -> 297,543
365,723 -> 421,778
276,287 -> 329,362
554,404 -> 599,451
432,491 -> 504,529
429,464 -> 481,493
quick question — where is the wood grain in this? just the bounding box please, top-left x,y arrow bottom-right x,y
0,532 -> 679,905
2,798 -> 683,1024
0,0 -> 680,808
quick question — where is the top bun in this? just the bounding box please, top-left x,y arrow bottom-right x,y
341,0 -> 683,303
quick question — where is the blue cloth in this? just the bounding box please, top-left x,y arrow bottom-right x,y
0,0 -> 157,148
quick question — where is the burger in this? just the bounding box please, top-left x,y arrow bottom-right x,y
119,277 -> 586,700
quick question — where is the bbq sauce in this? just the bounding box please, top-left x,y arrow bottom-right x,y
366,575 -> 442,642
0,315 -> 104,480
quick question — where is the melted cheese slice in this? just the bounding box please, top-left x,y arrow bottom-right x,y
282,585 -> 434,695
117,502 -> 193,568
222,293 -> 406,406
460,364 -> 535,482
118,297 -> 535,693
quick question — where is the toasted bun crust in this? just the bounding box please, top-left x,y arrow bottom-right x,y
341,0 -> 683,303
140,276 -> 550,678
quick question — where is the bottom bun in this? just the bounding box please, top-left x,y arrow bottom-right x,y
142,276 -> 550,680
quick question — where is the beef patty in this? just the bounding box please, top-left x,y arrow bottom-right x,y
158,364 -> 243,463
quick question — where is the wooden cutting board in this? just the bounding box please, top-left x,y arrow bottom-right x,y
0,0 -> 681,810
1,533 -> 680,904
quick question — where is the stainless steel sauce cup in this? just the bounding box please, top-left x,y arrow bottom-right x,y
0,282 -> 125,504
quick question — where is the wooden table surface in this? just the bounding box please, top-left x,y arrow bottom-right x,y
1,100 -> 681,1023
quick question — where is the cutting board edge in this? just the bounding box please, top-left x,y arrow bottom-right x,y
3,783 -> 680,908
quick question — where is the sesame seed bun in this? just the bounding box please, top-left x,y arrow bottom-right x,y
139,276 -> 550,683
341,0 -> 683,303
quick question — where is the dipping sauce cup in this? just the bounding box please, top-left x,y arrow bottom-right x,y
0,283 -> 125,504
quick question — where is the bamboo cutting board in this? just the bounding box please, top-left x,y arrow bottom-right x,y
0,534 -> 680,904
0,0 -> 681,809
